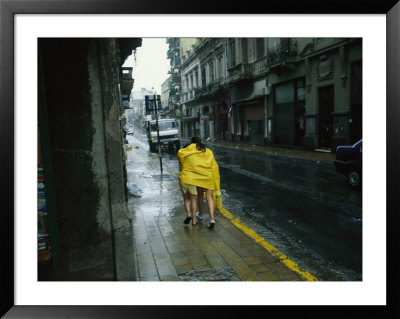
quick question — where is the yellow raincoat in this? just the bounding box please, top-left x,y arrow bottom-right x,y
177,143 -> 220,191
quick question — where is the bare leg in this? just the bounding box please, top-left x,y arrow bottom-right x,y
190,193 -> 197,224
183,192 -> 192,218
206,189 -> 215,220
183,192 -> 193,224
197,187 -> 204,218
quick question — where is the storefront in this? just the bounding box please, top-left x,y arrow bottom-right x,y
215,99 -> 231,142
233,98 -> 265,145
273,78 -> 306,146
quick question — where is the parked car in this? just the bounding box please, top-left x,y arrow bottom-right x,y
334,139 -> 362,188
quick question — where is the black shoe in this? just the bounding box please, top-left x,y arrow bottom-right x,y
208,222 -> 215,230
183,217 -> 192,224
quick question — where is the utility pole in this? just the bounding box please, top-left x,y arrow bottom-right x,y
145,93 -> 163,175
153,94 -> 163,175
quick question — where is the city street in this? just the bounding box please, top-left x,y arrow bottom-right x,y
126,129 -> 362,281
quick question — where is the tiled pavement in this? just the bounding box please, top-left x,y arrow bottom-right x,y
125,136 -> 327,282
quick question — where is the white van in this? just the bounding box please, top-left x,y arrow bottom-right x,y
147,118 -> 181,152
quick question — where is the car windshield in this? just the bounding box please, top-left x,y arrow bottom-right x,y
151,121 -> 177,131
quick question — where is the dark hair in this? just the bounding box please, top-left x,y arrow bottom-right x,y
191,136 -> 206,152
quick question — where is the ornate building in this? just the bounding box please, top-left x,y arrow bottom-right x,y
167,38 -> 362,152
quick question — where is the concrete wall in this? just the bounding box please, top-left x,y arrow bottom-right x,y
39,38 -> 137,280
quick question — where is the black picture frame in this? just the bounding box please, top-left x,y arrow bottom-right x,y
1,0 -> 399,318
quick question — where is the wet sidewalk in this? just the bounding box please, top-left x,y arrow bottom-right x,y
126,136 -> 320,282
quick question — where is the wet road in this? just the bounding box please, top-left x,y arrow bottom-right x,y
127,130 -> 362,281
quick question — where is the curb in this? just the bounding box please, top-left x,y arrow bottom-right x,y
182,138 -> 335,168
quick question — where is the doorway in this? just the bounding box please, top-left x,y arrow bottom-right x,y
318,85 -> 334,148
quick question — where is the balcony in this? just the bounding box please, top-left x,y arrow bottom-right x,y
266,40 -> 297,68
181,90 -> 195,103
121,67 -> 134,96
170,57 -> 181,67
252,57 -> 268,76
172,74 -> 181,84
227,63 -> 252,84
167,49 -> 173,59
192,81 -> 227,102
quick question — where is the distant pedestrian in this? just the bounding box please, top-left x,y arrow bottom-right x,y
177,136 -> 220,229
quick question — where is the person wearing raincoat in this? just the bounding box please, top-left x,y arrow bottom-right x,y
177,136 -> 220,229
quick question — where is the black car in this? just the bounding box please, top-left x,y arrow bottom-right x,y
334,139 -> 362,188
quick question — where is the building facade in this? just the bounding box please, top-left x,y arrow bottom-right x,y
127,88 -> 157,131
169,37 -> 362,152
166,37 -> 199,136
38,38 -> 142,280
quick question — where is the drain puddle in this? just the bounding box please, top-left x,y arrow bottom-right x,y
178,267 -> 237,281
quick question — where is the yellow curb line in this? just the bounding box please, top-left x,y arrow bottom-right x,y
147,149 -> 318,281
218,207 -> 318,281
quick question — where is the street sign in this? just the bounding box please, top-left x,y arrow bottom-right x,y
145,95 -> 162,115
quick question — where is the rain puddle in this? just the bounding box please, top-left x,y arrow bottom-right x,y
178,267 -> 238,281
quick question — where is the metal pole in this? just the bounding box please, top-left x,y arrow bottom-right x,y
154,94 -> 163,174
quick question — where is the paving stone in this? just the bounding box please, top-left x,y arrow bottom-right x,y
154,259 -> 177,277
258,254 -> 280,264
249,263 -> 270,273
171,256 -> 191,267
165,243 -> 184,254
149,243 -> 169,255
243,256 -> 263,265
175,264 -> 194,275
269,261 -> 294,275
160,274 -> 179,281
169,251 -> 187,259
231,265 -> 260,281
188,254 -> 212,271
137,255 -> 158,278
196,242 -> 218,255
232,246 -> 255,258
249,245 -> 272,257
140,276 -> 160,281
205,254 -> 228,269
135,240 -> 153,256
185,248 -> 202,257
258,271 -> 281,281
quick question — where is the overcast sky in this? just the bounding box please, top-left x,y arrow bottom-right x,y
123,38 -> 170,94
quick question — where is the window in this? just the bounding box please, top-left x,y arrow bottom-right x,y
218,56 -> 224,79
351,61 -> 362,105
229,39 -> 236,66
209,62 -> 214,83
256,38 -> 264,59
242,38 -> 248,63
201,67 -> 206,87
151,120 -> 177,131
297,78 -> 306,101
